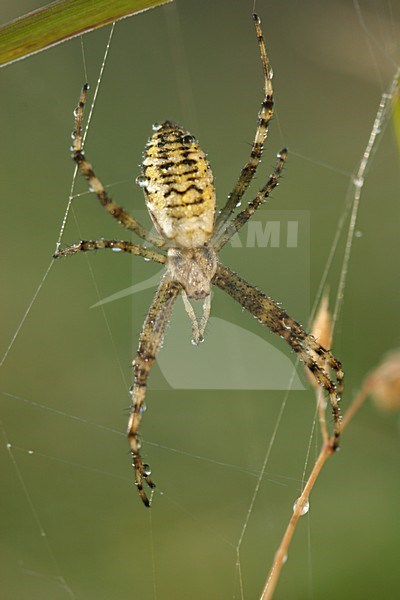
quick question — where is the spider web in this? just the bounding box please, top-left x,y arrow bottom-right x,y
1,1 -> 399,599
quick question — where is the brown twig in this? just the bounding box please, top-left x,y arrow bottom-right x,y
259,376 -> 377,599
260,63 -> 400,600
261,440 -> 334,600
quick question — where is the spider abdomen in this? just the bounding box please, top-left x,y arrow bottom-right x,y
141,121 -> 216,248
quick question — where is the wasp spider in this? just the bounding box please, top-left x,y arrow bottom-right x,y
55,15 -> 344,507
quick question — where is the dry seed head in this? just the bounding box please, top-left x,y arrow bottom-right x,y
306,293 -> 333,389
367,352 -> 400,411
311,293 -> 332,350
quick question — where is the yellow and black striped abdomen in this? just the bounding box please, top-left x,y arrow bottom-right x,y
140,121 -> 216,248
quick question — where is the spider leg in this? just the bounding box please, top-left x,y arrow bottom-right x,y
128,275 -> 181,506
214,148 -> 287,251
53,238 -> 166,264
72,84 -> 165,249
213,14 -> 274,236
213,263 -> 343,446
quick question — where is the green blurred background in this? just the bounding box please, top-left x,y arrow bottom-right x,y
1,1 -> 399,599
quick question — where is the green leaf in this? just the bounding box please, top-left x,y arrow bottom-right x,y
0,0 -> 172,68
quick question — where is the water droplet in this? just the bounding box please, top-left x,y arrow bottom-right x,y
182,134 -> 195,146
6,443 -> 11,449
152,122 -> 162,131
28,450 -> 34,455
269,67 -> 274,79
236,201 -> 242,208
143,257 -> 151,262
143,464 -> 152,476
136,175 -> 149,188
355,230 -> 363,238
353,177 -> 364,189
282,554 -> 288,564
293,497 -> 309,515
139,402 -> 147,414
112,247 -> 122,252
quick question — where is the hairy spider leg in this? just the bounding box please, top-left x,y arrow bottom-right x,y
128,276 -> 181,506
214,148 -> 287,251
213,264 -> 343,446
213,14 -> 274,235
53,239 -> 166,263
72,84 -> 165,249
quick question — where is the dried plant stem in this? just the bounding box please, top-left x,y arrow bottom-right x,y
260,442 -> 333,600
260,382 -> 370,600
341,382 -> 369,431
261,66 -> 400,600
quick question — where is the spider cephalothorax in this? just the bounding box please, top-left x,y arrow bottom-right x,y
55,14 -> 343,507
167,246 -> 217,299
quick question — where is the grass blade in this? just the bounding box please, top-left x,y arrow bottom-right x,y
0,0 -> 172,68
